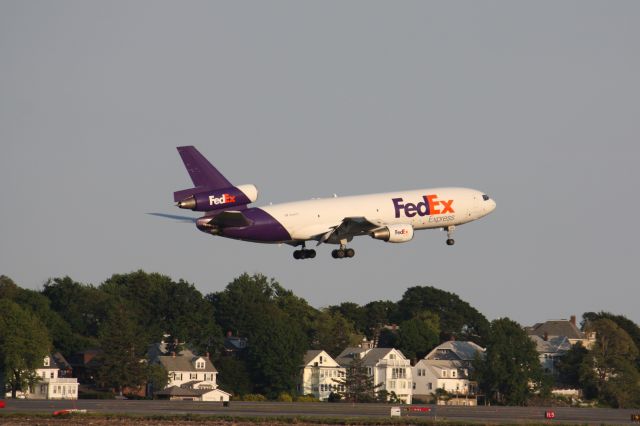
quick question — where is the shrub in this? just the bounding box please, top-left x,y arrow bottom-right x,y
241,393 -> 267,401
277,392 -> 293,402
295,394 -> 320,402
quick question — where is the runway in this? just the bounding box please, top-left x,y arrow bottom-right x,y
1,399 -> 639,424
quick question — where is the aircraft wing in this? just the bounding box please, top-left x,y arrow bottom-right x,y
318,217 -> 381,245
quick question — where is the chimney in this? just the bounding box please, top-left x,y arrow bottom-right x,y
543,332 -> 548,341
450,335 -> 456,342
570,315 -> 576,326
205,352 -> 210,359
227,331 -> 232,338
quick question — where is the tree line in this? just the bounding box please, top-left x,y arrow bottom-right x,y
1,272 -> 639,407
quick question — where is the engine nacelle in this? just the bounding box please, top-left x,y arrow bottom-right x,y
177,184 -> 258,211
370,224 -> 414,243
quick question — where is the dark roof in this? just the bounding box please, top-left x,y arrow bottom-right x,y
224,336 -> 248,351
335,347 -> 401,367
158,355 -> 217,373
41,354 -> 60,369
303,350 -> 324,365
425,341 -> 485,361
52,352 -> 72,370
155,386 -> 202,397
530,335 -> 572,354
526,320 -> 585,340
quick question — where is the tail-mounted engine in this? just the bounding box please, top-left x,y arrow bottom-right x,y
175,184 -> 258,212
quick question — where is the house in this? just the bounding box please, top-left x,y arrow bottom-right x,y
526,315 -> 596,380
67,348 -> 102,385
529,335 -> 572,375
155,350 -> 230,402
413,341 -> 485,405
298,350 -> 346,400
336,347 -> 413,404
525,315 -> 596,349
223,332 -> 248,356
6,354 -> 79,400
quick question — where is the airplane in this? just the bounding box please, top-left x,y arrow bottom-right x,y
155,146 -> 496,260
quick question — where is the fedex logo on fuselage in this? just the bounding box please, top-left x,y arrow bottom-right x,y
392,194 -> 454,218
209,194 -> 236,206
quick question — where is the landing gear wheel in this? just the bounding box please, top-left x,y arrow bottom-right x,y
345,248 -> 355,258
294,249 -> 316,260
331,250 -> 338,259
445,226 -> 456,246
336,249 -> 345,258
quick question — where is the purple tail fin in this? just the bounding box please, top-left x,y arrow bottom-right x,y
177,146 -> 232,189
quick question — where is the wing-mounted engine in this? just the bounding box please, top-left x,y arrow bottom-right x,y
370,224 -> 414,243
175,184 -> 258,212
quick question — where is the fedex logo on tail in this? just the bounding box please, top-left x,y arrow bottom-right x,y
209,194 -> 237,206
392,194 -> 454,218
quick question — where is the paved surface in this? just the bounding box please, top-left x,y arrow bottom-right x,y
1,399 -> 639,424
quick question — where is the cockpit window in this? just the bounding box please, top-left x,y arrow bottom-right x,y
482,194 -> 490,201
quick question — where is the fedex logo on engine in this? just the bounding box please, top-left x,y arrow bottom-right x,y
392,195 -> 454,218
209,194 -> 236,206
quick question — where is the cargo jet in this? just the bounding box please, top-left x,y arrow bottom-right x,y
156,146 -> 496,260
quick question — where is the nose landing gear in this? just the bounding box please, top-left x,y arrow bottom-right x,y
445,226 -> 455,246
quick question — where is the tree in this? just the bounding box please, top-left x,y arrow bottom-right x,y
312,310 -> 361,358
398,312 -> 440,361
397,286 -> 490,344
555,342 -> 589,389
95,306 -> 148,396
43,276 -> 114,343
333,355 -> 381,403
584,312 -> 640,369
245,304 -> 307,397
0,299 -> 51,398
474,318 -> 546,405
100,271 -> 223,354
215,356 -> 252,396
582,318 -> 640,407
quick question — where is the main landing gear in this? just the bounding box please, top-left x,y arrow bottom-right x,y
445,225 -> 455,246
331,240 -> 355,259
293,248 -> 316,260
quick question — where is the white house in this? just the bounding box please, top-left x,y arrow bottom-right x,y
6,354 -> 79,400
413,341 -> 484,405
336,347 -> 413,404
299,350 -> 346,400
156,350 -> 230,402
525,316 -> 596,349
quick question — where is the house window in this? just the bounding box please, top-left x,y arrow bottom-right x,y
50,372 -> 55,379
428,383 -> 433,390
190,373 -> 197,380
389,354 -> 396,360
412,382 -> 416,390
389,380 -> 396,389
196,360 -> 205,369
442,370 -> 447,378
44,357 -> 50,367
452,370 -> 456,378
319,356 -> 323,364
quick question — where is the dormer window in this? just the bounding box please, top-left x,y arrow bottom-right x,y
196,359 -> 205,369
43,356 -> 50,367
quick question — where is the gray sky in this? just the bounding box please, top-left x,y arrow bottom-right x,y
2,1 -> 639,326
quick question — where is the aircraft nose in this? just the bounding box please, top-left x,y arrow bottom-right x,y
487,198 -> 496,213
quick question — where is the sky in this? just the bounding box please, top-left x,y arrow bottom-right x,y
1,1 -> 639,326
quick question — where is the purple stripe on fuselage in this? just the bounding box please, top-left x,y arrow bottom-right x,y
220,208 -> 291,243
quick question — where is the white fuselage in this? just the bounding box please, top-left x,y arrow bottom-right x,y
261,187 -> 495,242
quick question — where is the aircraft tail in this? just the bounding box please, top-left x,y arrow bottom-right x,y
173,146 -> 258,211
177,146 -> 232,189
